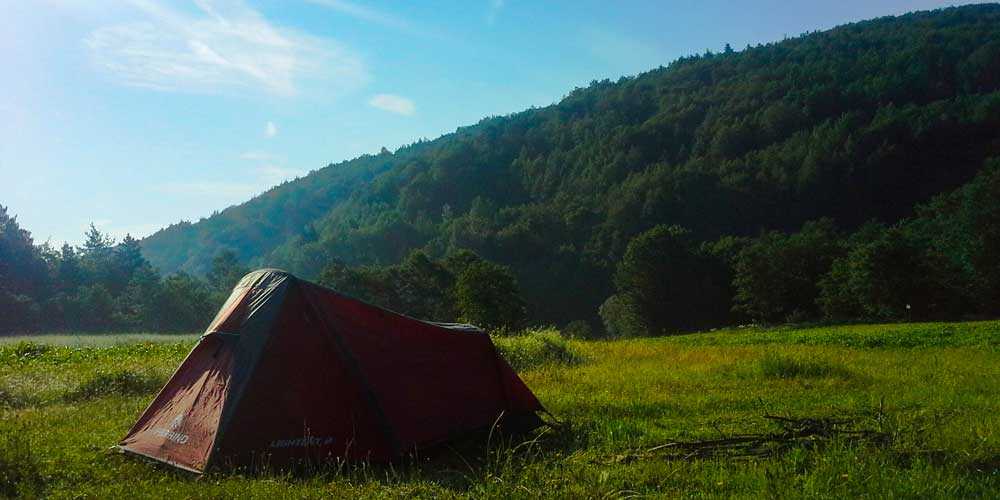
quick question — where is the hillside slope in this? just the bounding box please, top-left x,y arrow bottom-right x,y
141,4 -> 1000,324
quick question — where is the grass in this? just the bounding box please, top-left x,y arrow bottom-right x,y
1,321 -> 998,497
493,327 -> 581,371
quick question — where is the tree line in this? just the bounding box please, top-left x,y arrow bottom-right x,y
0,211 -> 250,333
138,5 -> 1000,331
0,206 -> 531,334
600,159 -> 1000,336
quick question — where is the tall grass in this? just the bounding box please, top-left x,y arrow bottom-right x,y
492,328 -> 581,371
756,353 -> 854,379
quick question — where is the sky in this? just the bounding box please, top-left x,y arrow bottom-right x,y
0,0 -> 985,245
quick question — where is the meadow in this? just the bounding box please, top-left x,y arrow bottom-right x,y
2,322 -> 998,498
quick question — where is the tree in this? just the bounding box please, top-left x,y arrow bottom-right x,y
207,250 -> 248,294
453,260 -> 525,332
80,223 -> 115,291
598,294 -> 643,338
81,223 -> 114,257
394,250 -> 455,320
108,234 -> 149,295
158,273 -> 215,332
0,205 -> 49,332
114,266 -> 163,331
53,244 -> 85,293
612,225 -> 727,334
731,219 -> 841,323
818,225 -> 967,321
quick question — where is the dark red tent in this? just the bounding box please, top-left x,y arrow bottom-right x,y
118,269 -> 544,473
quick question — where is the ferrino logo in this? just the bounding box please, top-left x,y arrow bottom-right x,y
153,414 -> 190,444
269,436 -> 335,449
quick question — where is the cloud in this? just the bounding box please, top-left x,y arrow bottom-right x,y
265,121 -> 277,138
368,93 -> 415,116
84,0 -> 369,97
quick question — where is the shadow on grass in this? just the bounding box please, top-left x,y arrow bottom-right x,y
63,369 -> 164,403
756,354 -> 854,380
118,418 -> 593,495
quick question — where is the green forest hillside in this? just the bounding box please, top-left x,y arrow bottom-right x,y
133,4 -> 999,327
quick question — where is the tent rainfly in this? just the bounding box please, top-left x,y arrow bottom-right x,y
117,269 -> 544,473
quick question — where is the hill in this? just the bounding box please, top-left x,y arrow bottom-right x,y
2,321 -> 998,496
140,4 -> 1000,325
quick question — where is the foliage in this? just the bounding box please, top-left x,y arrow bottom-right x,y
454,260 -> 526,332
732,219 -> 841,323
598,294 -> 644,338
207,250 -> 249,295
137,5 -> 1000,328
611,225 -> 730,334
818,224 -> 968,321
0,217 -> 241,334
318,250 -> 527,331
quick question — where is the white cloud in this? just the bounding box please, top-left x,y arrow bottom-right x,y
368,93 -> 415,116
84,0 -> 369,97
265,121 -> 277,138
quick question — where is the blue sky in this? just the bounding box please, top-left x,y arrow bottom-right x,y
1,0 -> 983,245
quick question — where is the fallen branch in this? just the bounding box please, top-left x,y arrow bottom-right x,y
612,415 -> 890,463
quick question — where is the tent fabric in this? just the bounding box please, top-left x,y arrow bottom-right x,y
118,269 -> 544,473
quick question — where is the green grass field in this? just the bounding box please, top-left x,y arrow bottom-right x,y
2,322 -> 998,498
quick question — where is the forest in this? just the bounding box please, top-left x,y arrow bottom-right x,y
3,4 -> 1000,335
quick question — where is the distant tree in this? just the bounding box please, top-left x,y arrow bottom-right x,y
318,259 -> 384,303
157,273 -> 215,332
612,225 -> 727,334
453,260 -> 525,332
0,205 -> 49,332
394,250 -> 455,320
207,250 -> 248,294
732,219 -> 841,323
53,244 -> 85,293
107,234 -> 149,295
81,223 -> 114,258
818,225 -> 966,321
73,284 -> 115,331
598,294 -> 643,338
79,223 -> 116,291
562,319 -> 595,339
114,266 -> 163,331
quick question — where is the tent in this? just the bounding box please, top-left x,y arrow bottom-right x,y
117,269 -> 544,473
